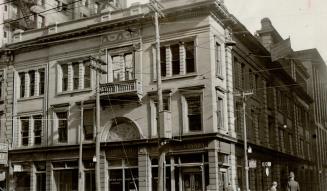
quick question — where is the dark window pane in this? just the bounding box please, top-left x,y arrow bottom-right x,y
72,62 -> 80,90
61,65 -> 68,91
171,44 -> 180,75
185,41 -> 195,73
34,115 -> 42,145
109,169 -> 123,191
21,117 -> 29,146
36,173 -> 46,191
19,72 -> 25,98
57,112 -> 68,143
84,61 -> 91,88
85,171 -> 95,191
29,71 -> 35,96
39,69 -> 45,95
125,168 -> 138,191
83,109 -> 94,140
186,96 -> 202,131
15,172 -> 30,191
160,47 -> 166,77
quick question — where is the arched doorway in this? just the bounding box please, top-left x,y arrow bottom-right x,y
102,117 -> 141,142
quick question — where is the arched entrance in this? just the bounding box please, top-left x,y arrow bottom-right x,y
101,117 -> 142,142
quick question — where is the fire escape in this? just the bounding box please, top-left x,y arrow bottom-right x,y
4,0 -> 43,30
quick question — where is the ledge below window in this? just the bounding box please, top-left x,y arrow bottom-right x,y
155,73 -> 198,82
57,88 -> 93,96
18,95 -> 44,102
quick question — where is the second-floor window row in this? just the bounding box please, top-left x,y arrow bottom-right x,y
20,115 -> 43,146
19,69 -> 45,98
58,61 -> 91,93
157,41 -> 195,78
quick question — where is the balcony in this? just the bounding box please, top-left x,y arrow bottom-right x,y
100,79 -> 142,104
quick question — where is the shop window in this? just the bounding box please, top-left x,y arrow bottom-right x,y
186,95 -> 202,132
54,170 -> 78,191
34,115 -> 42,145
14,172 -> 30,191
56,112 -> 68,143
83,108 -> 94,140
108,159 -> 138,191
84,160 -> 95,191
21,117 -> 29,146
35,162 -> 46,191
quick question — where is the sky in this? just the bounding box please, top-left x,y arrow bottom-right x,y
127,0 -> 327,62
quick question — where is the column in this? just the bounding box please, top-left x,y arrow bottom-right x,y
208,140 -> 219,191
179,42 -> 186,75
79,61 -> 84,89
166,46 -> 172,77
24,72 -> 29,97
46,160 -> 53,191
100,151 -> 108,191
35,70 -> 40,96
29,116 -> 33,146
67,63 -> 73,91
138,147 -> 151,191
170,156 -> 175,191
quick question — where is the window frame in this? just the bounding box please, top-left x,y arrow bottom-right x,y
183,94 -> 203,133
83,107 -> 95,141
56,111 -> 68,143
20,116 -> 30,146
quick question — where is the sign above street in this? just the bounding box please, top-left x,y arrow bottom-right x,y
262,162 -> 272,167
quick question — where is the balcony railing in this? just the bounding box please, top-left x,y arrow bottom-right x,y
100,79 -> 142,102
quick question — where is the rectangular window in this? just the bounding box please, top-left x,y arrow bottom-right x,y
185,41 -> 195,73
61,65 -> 69,92
249,69 -> 253,90
29,71 -> 35,96
215,42 -> 222,76
4,5 -> 7,11
39,69 -> 45,95
34,115 -> 42,145
4,31 -> 7,38
171,44 -> 180,75
84,60 -> 91,89
83,108 -> 94,140
36,173 -> 46,191
241,63 -> 245,89
186,96 -> 202,131
112,56 -> 121,82
21,117 -> 29,146
0,76 -> 2,99
160,47 -> 166,77
19,72 -> 25,98
125,53 -> 134,80
217,97 -> 224,129
57,112 -> 68,143
72,62 -> 80,90
37,15 -> 45,28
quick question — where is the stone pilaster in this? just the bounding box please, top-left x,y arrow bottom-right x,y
207,140 -> 219,191
138,147 -> 151,191
166,46 -> 172,77
100,151 -> 108,191
179,42 -> 186,75
79,61 -> 84,89
67,63 -> 73,91
24,72 -> 29,97
35,70 -> 40,96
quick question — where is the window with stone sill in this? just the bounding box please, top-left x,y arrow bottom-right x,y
83,108 -> 94,141
20,117 -> 29,146
185,95 -> 202,132
215,42 -> 222,77
58,60 -> 91,93
18,69 -> 45,99
56,111 -> 68,143
155,40 -> 196,79
217,96 -> 224,130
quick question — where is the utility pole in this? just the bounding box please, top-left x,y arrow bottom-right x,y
88,56 -> 107,191
235,90 -> 253,191
78,101 -> 84,190
148,1 -> 165,190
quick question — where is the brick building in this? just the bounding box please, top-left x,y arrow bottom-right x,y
295,49 -> 327,191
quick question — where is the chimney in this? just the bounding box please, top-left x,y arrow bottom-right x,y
256,18 -> 274,51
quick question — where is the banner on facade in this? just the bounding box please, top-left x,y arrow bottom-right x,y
271,38 -> 292,61
249,159 -> 257,168
0,144 -> 8,165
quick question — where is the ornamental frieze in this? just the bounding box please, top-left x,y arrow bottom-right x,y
102,30 -> 140,44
